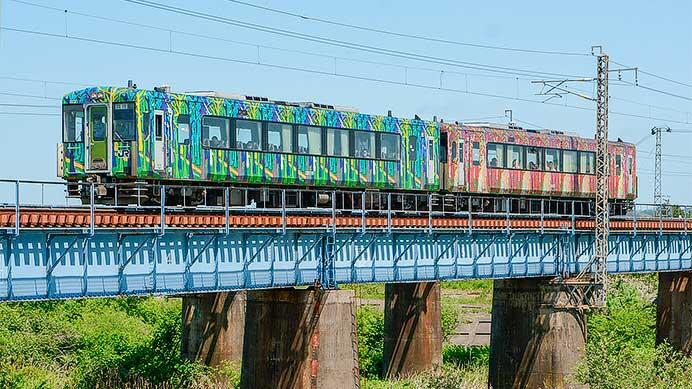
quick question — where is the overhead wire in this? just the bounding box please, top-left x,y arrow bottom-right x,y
223,0 -> 591,57
3,25 -> 692,126
611,59 -> 692,89
118,0 -> 587,79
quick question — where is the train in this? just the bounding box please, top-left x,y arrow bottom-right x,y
57,84 -> 637,215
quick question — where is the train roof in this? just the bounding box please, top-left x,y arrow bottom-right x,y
442,120 -> 635,146
62,85 -> 438,128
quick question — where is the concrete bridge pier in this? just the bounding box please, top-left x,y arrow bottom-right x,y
240,288 -> 360,389
182,291 -> 246,366
489,278 -> 587,389
657,271 -> 692,353
383,281 -> 443,378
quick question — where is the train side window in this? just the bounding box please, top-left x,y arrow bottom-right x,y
459,141 -> 463,163
202,116 -> 230,149
451,141 -> 457,161
267,123 -> 292,153
408,135 -> 418,160
63,105 -> 84,142
487,143 -> 504,168
380,133 -> 400,161
235,120 -> 262,151
545,148 -> 560,172
297,125 -> 322,155
563,150 -> 578,173
355,131 -> 376,159
579,151 -> 595,174
472,142 -> 480,166
628,156 -> 633,175
113,103 -> 136,141
327,128 -> 350,157
527,147 -> 542,170
428,139 -> 435,161
506,145 -> 523,169
177,115 -> 190,145
615,154 -> 622,176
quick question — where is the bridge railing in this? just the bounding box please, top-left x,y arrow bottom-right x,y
0,179 -> 690,235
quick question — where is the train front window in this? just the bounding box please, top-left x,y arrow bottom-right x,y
89,105 -> 108,141
63,105 -> 84,142
487,143 -> 504,168
380,133 -> 400,161
113,103 -> 136,141
615,154 -> 622,176
527,147 -> 541,170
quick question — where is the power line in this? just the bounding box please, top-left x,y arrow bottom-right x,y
0,75 -> 91,87
3,25 -> 691,127
612,59 -> 692,89
0,111 -> 59,116
615,79 -> 692,102
223,0 -> 590,57
7,0 -> 536,84
8,0 -> 690,126
0,91 -> 61,100
118,0 -> 586,79
0,102 -> 58,108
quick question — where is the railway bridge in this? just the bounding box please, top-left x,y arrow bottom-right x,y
1,180 -> 691,388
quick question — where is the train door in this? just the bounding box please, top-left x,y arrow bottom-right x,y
154,110 -> 165,172
456,138 -> 465,188
426,136 -> 436,186
86,104 -> 109,172
627,155 -> 634,195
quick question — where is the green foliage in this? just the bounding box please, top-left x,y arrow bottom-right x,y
442,345 -> 489,368
361,364 -> 487,389
357,305 -> 385,378
440,280 -> 493,293
0,297 -> 226,388
440,302 -> 458,343
575,277 -> 692,388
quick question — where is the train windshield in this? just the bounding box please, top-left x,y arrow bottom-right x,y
113,103 -> 136,141
63,105 -> 84,142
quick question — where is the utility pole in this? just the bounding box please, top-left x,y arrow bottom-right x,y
532,46 -> 636,308
651,126 -> 671,207
592,51 -> 609,306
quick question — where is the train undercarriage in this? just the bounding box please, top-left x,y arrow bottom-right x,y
67,177 -> 633,217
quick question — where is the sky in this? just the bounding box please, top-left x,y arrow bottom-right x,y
0,0 -> 690,204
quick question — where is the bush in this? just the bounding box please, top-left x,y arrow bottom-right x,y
443,345 -> 489,368
575,277 -> 692,388
440,302 -> 458,343
356,306 -> 384,378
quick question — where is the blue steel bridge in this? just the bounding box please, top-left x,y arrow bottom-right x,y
0,179 -> 690,301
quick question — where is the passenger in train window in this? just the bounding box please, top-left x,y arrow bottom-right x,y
511,159 -> 518,168
490,158 -> 498,167
547,161 -> 554,171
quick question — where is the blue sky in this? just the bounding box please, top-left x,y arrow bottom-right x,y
0,0 -> 690,203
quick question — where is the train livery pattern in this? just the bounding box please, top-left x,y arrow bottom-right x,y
444,124 -> 636,199
62,87 -> 439,191
61,86 -> 636,201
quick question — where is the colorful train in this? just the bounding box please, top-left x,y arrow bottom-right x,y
58,84 -> 636,213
